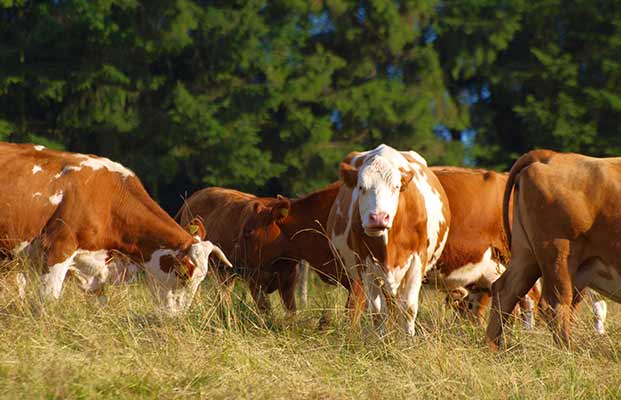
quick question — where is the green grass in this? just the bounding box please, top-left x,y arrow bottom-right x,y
0,262 -> 620,399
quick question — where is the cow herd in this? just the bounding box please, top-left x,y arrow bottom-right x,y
0,141 -> 617,350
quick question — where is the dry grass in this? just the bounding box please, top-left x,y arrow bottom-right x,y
0,261 -> 619,399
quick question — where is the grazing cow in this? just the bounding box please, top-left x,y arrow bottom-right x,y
327,144 -> 450,335
0,142 -> 231,313
428,167 -> 541,327
487,149 -> 618,349
176,188 -> 298,312
176,182 -> 362,314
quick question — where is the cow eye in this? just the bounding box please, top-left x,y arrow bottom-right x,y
394,185 -> 400,191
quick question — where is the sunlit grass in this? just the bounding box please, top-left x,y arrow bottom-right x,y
0,260 -> 619,399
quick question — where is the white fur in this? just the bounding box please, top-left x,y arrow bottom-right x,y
352,145 -> 416,236
54,154 -> 134,179
49,190 -> 63,205
33,192 -> 42,198
32,165 -> 42,174
33,145 -> 45,151
521,295 -> 535,330
410,169 -> 446,266
399,254 -> 424,336
40,249 -> 111,299
12,241 -> 30,255
441,248 -> 505,289
144,242 -> 222,314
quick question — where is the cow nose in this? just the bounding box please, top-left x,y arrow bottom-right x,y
369,212 -> 390,226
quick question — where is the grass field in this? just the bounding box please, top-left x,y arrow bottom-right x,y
0,262 -> 620,399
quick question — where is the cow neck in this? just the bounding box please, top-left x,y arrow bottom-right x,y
114,181 -> 194,260
279,182 -> 341,265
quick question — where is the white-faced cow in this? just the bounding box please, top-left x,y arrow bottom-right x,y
487,149 -> 617,349
0,142 -> 231,313
328,144 -> 450,335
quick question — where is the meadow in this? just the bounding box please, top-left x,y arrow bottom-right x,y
0,260 -> 619,399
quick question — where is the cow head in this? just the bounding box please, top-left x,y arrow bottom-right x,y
239,196 -> 291,269
145,219 -> 232,314
340,157 -> 414,237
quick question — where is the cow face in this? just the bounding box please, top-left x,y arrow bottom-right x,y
240,196 -> 290,269
145,219 -> 232,314
341,157 -> 414,237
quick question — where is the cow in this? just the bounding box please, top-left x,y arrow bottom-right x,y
427,167 -> 541,327
327,144 -> 450,336
175,187 -> 298,313
486,149 -> 618,349
175,182 -> 365,315
0,141 -> 231,314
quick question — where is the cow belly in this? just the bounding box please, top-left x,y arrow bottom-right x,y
441,248 -> 505,290
578,259 -> 621,302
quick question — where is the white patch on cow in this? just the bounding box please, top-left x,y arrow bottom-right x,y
32,164 -> 42,174
406,150 -> 428,167
71,249 -> 110,292
384,254 -> 414,296
331,188 -> 362,280
399,253 -> 424,336
441,248 -> 505,290
587,289 -> 607,335
16,273 -> 27,299
361,269 -> 388,336
75,154 -> 134,178
143,242 -> 221,315
33,192 -> 42,198
53,154 -> 134,179
12,241 -> 30,255
411,169 -> 446,266
33,145 -> 45,151
521,295 -> 536,330
40,249 -> 111,299
41,253 -> 76,299
49,190 -> 63,205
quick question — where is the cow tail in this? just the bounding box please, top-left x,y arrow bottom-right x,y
503,149 -> 557,245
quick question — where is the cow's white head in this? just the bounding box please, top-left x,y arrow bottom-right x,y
340,156 -> 414,237
145,219 -> 232,314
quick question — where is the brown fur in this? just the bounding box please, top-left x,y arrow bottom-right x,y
487,150 -> 621,349
0,142 -> 197,273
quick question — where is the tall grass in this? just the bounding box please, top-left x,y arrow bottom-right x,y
0,260 -> 619,399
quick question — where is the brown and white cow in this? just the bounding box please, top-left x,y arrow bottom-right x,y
0,142 -> 231,313
328,144 -> 450,335
486,149 -> 618,349
428,167 -> 540,327
175,182 -> 363,314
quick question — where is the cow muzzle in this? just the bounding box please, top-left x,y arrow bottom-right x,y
364,212 -> 391,236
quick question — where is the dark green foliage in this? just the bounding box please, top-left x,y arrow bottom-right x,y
1,1 -> 620,210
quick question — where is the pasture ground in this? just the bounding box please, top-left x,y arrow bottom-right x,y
0,261 -> 619,399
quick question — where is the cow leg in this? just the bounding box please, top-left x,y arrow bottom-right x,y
276,261 -> 298,315
249,282 -> 271,314
40,227 -> 78,300
518,294 -> 536,330
345,279 -> 366,325
361,271 -> 387,336
585,290 -> 607,335
398,254 -> 424,336
467,290 -> 491,326
538,239 -> 575,348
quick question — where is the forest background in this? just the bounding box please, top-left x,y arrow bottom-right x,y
2,0 -> 620,213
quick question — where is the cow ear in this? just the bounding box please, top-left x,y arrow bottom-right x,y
175,255 -> 196,280
185,217 -> 207,240
272,195 -> 291,221
400,168 -> 414,191
340,162 -> 358,187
